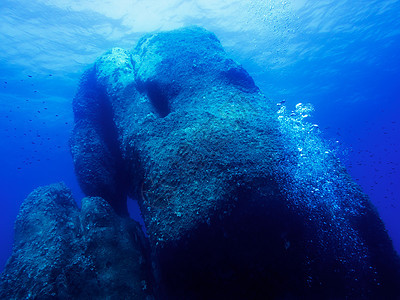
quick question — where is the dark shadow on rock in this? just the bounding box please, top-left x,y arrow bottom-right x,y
70,67 -> 130,216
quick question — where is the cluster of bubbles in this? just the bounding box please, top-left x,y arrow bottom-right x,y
277,102 -> 330,181
275,102 -> 369,269
276,101 -> 362,216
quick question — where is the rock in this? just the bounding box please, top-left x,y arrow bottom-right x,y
0,183 -> 154,299
0,26 -> 388,299
69,26 -> 400,298
70,67 -> 131,217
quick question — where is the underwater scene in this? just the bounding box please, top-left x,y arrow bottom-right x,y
1,0 -> 400,299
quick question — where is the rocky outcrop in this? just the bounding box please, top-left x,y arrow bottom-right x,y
1,27 -> 399,299
0,183 -> 154,299
68,26 -> 400,298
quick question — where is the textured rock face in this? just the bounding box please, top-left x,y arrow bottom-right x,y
72,27 -> 282,243
5,26 -> 395,299
0,183 -> 154,299
68,26 -> 400,298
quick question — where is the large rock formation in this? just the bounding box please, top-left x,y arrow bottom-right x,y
0,183 -> 154,299
68,26 -> 400,298
1,27 -> 399,299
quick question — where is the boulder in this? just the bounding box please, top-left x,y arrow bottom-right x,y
0,183 -> 154,299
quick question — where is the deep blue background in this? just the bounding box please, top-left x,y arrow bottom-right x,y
1,0 -> 399,272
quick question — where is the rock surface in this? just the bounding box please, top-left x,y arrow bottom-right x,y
70,26 -> 400,298
0,183 -> 154,299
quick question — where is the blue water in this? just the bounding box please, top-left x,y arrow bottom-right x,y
1,0 -> 399,272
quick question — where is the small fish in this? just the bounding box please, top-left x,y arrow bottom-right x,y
276,100 -> 286,106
